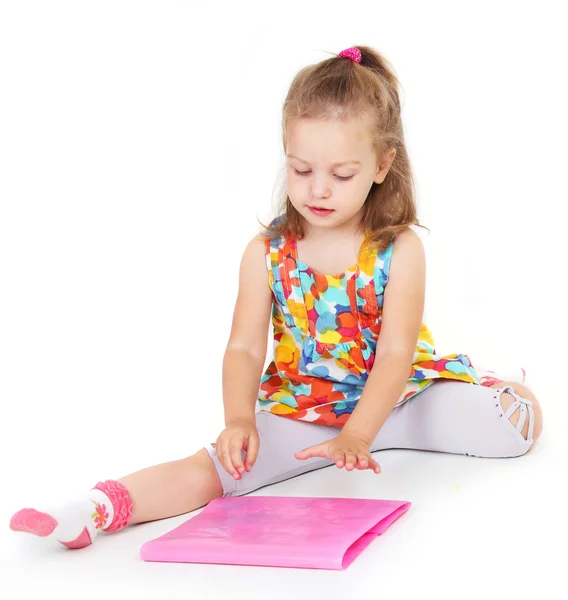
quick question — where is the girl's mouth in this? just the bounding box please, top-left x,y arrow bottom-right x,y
308,206 -> 335,217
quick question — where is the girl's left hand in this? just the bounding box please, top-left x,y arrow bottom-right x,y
295,433 -> 381,473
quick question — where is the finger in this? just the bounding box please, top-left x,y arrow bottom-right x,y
244,432 -> 260,471
344,452 -> 358,471
332,450 -> 346,468
218,442 -> 237,479
355,453 -> 369,470
229,440 -> 246,478
295,445 -> 321,460
368,458 -> 382,474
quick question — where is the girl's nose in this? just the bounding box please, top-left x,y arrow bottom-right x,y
310,179 -> 331,200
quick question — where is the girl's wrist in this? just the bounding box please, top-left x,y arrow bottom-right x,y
224,411 -> 256,428
340,425 -> 373,447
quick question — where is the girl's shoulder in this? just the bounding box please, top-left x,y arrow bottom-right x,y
372,227 -> 423,286
381,226 -> 422,255
241,232 -> 271,280
391,226 -> 424,252
387,227 -> 426,273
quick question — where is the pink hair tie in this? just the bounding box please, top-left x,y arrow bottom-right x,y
338,47 -> 362,64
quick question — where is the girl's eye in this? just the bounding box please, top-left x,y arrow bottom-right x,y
293,169 -> 353,181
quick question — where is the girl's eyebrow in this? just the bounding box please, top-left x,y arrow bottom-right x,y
286,153 -> 362,167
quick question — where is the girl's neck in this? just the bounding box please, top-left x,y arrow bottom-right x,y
295,218 -> 367,276
301,216 -> 365,243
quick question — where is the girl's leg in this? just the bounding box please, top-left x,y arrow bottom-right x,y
368,380 -> 543,458
204,380 -> 544,500
10,448 -> 224,549
119,449 -> 223,524
12,409 -> 356,548
14,381 -> 542,550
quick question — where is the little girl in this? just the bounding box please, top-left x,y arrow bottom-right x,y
10,45 -> 543,550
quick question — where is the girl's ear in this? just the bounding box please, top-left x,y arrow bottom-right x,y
374,148 -> 397,184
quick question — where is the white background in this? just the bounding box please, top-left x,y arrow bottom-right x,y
1,1 -> 566,598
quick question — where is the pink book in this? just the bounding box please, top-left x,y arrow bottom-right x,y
140,495 -> 411,570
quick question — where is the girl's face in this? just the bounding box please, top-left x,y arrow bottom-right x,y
285,115 -> 395,233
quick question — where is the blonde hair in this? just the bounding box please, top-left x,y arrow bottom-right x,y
261,45 -> 428,251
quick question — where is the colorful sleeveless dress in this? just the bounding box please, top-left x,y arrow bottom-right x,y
257,219 -> 481,427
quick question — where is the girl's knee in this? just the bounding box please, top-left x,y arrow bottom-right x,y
492,382 -> 543,448
492,385 -> 539,456
500,392 -> 531,442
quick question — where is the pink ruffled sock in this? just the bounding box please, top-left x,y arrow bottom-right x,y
10,480 -> 133,549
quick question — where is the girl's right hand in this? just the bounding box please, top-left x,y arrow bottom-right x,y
215,418 -> 260,480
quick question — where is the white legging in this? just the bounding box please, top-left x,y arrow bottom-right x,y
205,380 -> 535,497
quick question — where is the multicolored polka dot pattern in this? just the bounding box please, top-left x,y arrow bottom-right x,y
257,218 -> 481,426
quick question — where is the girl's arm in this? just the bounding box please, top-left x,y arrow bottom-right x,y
222,234 -> 273,426
342,228 -> 426,444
